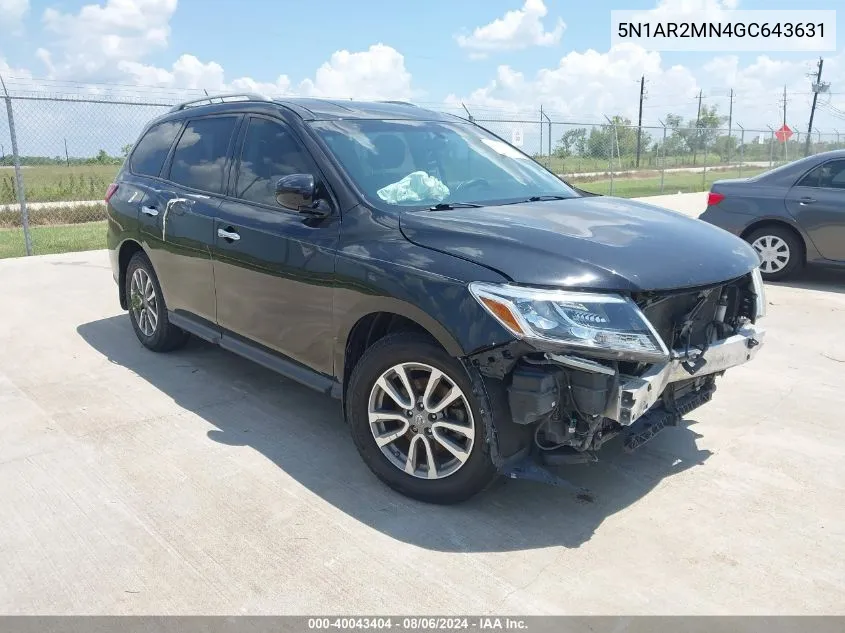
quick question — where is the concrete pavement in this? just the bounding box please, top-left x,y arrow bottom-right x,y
1,250 -> 844,614
635,192 -> 709,218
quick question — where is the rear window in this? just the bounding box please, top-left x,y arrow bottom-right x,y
129,121 -> 182,177
168,117 -> 239,194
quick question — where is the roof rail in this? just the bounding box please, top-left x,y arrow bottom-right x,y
169,93 -> 271,112
379,100 -> 418,107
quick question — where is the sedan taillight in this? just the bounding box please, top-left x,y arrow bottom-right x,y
105,183 -> 119,202
707,191 -> 725,206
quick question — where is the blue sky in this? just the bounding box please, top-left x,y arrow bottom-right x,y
1,0 -> 844,133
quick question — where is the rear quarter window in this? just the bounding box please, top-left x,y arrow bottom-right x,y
129,121 -> 183,177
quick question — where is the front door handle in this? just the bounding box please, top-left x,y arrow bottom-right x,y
217,228 -> 241,242
799,196 -> 817,205
141,205 -> 159,216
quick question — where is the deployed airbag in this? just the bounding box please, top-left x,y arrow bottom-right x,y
377,171 -> 449,204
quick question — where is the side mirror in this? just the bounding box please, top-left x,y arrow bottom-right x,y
275,174 -> 331,217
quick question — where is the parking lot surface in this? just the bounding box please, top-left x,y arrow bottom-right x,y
1,247 -> 844,615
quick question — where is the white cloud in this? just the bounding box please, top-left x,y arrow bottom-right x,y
699,53 -> 845,132
455,0 -> 565,54
29,0 -> 412,102
0,0 -> 29,33
115,43 -> 413,102
446,44 -> 699,124
117,44 -> 412,101
39,0 -> 177,78
119,54 -> 293,96
447,43 -> 845,134
638,0 -> 739,20
299,44 -> 413,100
0,57 -> 31,79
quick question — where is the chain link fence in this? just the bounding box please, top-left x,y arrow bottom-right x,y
0,93 -> 173,258
476,116 -> 845,197
2,89 -> 844,258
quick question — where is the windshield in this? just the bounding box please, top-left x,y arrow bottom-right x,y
309,118 -> 577,208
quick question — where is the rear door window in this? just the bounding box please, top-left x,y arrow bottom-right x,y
129,121 -> 182,177
168,116 -> 239,194
796,159 -> 845,189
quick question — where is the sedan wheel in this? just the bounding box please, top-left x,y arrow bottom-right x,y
746,226 -> 802,281
751,235 -> 790,275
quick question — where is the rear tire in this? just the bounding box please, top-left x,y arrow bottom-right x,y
346,332 -> 497,504
746,226 -> 803,281
125,251 -> 190,352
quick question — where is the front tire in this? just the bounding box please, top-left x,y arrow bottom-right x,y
125,251 -> 190,352
747,226 -> 803,281
346,333 -> 497,504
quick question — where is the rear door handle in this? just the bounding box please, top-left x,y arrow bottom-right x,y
217,228 -> 241,242
799,197 -> 817,205
141,206 -> 159,216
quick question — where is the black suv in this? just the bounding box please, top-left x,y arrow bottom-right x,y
108,94 -> 767,504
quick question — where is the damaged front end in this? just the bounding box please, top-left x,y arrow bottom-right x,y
467,269 -> 766,471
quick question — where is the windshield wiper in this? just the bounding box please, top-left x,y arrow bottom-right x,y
500,195 -> 571,205
527,195 -> 570,202
429,202 -> 483,210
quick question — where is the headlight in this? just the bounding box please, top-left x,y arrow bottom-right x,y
750,266 -> 767,319
469,282 -> 669,361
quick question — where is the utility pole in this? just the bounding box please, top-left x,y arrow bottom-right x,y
779,85 -> 789,162
693,90 -> 703,165
64,138 -> 70,167
635,75 -> 646,168
782,85 -> 787,128
805,57 -> 828,156
727,88 -> 735,163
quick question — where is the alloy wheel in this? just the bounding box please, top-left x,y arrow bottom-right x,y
130,267 -> 159,337
751,235 -> 791,274
367,362 -> 475,480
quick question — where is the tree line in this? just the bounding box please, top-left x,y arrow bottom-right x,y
0,144 -> 132,167
550,105 -> 843,165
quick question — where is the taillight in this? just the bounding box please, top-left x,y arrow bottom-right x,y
707,191 -> 725,206
105,183 -> 119,202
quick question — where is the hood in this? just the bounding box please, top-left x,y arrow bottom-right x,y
399,197 -> 760,292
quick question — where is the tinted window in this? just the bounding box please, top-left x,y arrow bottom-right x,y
168,117 -> 238,194
797,159 -> 845,189
130,121 -> 182,177
235,118 -> 313,206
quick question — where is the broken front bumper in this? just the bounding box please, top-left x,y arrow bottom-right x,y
611,322 -> 765,426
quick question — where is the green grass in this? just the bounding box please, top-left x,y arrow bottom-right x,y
0,221 -> 107,259
0,165 -> 119,204
535,153 -> 728,175
571,166 -> 769,197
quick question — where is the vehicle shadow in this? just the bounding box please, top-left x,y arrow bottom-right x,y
769,266 -> 845,294
77,315 -> 712,553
